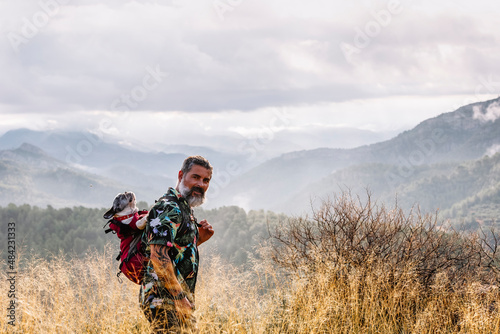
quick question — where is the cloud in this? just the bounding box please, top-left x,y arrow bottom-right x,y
473,101 -> 500,123
485,144 -> 500,157
1,0 -> 500,117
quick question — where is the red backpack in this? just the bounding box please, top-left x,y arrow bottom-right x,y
104,210 -> 149,284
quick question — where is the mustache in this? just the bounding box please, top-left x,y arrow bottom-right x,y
190,186 -> 205,196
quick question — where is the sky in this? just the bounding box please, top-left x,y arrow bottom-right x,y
1,0 -> 499,152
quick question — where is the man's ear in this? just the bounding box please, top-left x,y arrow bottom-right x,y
178,170 -> 184,183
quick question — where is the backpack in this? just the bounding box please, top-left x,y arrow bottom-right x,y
104,210 -> 149,284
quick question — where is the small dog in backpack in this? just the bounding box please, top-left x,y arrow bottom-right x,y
103,191 -> 148,229
103,191 -> 150,284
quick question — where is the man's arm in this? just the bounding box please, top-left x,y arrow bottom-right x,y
149,244 -> 192,315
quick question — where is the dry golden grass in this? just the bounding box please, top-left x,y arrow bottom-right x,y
1,248 -> 150,333
1,244 -> 499,334
2,191 -> 500,333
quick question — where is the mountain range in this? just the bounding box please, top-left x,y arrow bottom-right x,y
0,129 -> 246,208
0,97 -> 499,225
207,97 -> 500,219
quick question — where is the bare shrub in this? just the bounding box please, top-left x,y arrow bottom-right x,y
268,192 -> 500,332
271,191 -> 500,290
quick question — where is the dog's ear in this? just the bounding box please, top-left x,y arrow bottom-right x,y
125,191 -> 136,204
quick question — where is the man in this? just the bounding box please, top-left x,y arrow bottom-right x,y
140,156 -> 214,333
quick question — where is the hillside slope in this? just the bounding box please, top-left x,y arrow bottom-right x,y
283,153 -> 500,225
0,143 -> 161,208
208,97 -> 500,211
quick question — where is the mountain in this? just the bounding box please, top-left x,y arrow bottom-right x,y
0,129 -> 187,176
0,143 -> 160,208
285,153 -> 500,225
1,98 -> 499,217
207,98 -> 500,213
0,129 -> 265,176
0,129 -> 249,207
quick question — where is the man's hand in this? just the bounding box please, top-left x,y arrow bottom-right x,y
197,219 -> 214,246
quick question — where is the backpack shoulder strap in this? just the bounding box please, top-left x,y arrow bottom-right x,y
163,193 -> 194,226
124,232 -> 143,262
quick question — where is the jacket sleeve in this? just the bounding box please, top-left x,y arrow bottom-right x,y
146,199 -> 183,247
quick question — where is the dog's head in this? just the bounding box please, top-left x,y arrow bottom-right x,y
103,191 -> 136,219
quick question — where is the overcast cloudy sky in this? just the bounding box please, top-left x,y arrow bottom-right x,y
1,0 -> 499,152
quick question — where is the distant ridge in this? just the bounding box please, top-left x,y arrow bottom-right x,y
0,143 -> 158,208
0,98 -> 499,219
0,131 -> 243,208
207,97 -> 500,213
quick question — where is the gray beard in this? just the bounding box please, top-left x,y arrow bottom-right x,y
178,178 -> 205,208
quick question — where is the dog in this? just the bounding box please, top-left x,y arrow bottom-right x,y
103,191 -> 147,229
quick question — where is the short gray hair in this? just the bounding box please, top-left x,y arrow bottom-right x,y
181,156 -> 213,174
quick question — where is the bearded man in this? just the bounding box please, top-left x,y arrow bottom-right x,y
140,156 -> 214,333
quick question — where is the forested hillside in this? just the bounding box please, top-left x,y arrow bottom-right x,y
1,98 -> 499,215
209,97 -> 500,212
0,204 -> 106,257
288,153 -> 500,229
194,205 -> 286,265
0,203 -> 284,266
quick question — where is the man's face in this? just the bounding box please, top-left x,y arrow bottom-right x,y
177,164 -> 212,207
